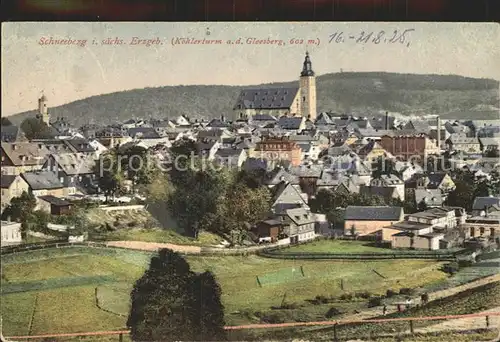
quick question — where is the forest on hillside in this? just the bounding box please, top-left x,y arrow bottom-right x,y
8,72 -> 499,127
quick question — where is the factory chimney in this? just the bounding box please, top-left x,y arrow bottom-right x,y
385,111 -> 389,130
436,115 -> 441,150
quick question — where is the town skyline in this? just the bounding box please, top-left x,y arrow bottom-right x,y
2,22 -> 499,116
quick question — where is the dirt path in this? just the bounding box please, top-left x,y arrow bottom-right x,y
416,307 -> 500,333
105,240 -> 202,254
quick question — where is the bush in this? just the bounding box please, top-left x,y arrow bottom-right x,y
127,220 -> 138,228
442,262 -> 459,275
260,312 -> 286,324
339,293 -> 353,301
386,289 -> 397,297
281,303 -> 300,310
368,296 -> 383,308
325,307 -> 342,318
315,295 -> 329,304
355,291 -> 371,299
399,288 -> 415,296
458,260 -> 473,267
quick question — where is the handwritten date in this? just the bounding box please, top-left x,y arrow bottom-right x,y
329,29 -> 415,47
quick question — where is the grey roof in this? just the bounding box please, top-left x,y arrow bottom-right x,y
315,113 -> 334,125
360,185 -> 398,199
394,161 -> 423,174
38,195 -> 71,206
327,144 -> 353,157
472,197 -> 500,211
479,137 -> 500,147
1,125 -> 20,142
128,127 -> 161,139
414,189 -> 443,207
48,153 -> 95,175
357,129 -> 393,138
234,87 -> 299,110
1,142 -> 51,166
1,175 -> 17,188
407,207 -> 454,220
215,148 -> 244,158
404,120 -> 431,133
206,119 -> 230,128
251,114 -> 278,122
21,171 -> 64,190
447,134 -> 479,145
370,116 -> 395,130
419,232 -> 445,238
278,116 -> 304,130
286,208 -> 316,225
197,129 -> 228,138
289,164 -> 323,178
265,168 -> 299,186
390,221 -> 433,231
271,181 -> 307,214
64,138 -> 97,153
345,206 -> 403,221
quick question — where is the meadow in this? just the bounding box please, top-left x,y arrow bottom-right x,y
0,246 -> 450,337
278,239 -> 463,255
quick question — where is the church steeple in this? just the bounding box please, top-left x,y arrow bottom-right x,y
300,51 -> 315,77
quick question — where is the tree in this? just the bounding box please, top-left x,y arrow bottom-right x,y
94,150 -> 124,200
446,178 -> 476,212
215,183 -> 271,243
127,249 -> 226,342
1,191 -> 36,222
417,199 -> 428,212
187,271 -> 227,341
20,117 -> 54,140
1,191 -> 37,238
1,117 -> 13,126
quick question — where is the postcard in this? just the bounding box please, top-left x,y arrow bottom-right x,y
1,22 -> 499,342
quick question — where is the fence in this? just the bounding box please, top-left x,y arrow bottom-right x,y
0,239 -> 475,261
5,312 -> 500,341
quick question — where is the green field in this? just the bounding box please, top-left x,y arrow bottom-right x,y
0,246 -> 450,337
279,239 -> 462,254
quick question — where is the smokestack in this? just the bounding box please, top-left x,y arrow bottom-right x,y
385,111 -> 389,130
436,115 -> 441,150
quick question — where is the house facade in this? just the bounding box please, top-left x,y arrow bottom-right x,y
1,220 -> 22,246
344,206 -> 404,236
284,207 -> 316,244
1,174 -> 30,212
254,137 -> 302,166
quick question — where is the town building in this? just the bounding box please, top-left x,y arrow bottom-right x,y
379,133 -> 439,163
254,136 -> 302,166
1,220 -> 22,246
233,52 -> 317,121
344,206 -> 404,236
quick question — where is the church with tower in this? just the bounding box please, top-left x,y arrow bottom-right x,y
233,52 -> 317,121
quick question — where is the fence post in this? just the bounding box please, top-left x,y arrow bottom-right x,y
333,323 -> 338,341
486,315 -> 490,328
119,333 -> 123,342
409,320 -> 414,334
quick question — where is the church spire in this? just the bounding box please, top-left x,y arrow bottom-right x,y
300,51 -> 315,77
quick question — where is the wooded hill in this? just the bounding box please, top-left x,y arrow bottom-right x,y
8,72 -> 499,127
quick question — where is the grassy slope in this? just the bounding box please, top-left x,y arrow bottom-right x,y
85,207 -> 223,246
8,72 -> 499,126
1,248 -> 447,335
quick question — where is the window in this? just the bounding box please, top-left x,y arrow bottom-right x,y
303,96 -> 306,102
480,227 -> 485,235
60,177 -> 64,183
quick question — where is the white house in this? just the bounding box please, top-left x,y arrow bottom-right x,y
1,220 -> 22,246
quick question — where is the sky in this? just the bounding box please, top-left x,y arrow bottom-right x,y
2,22 -> 499,116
